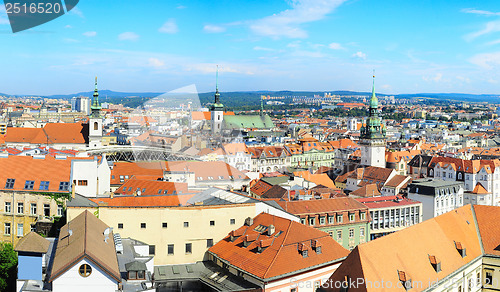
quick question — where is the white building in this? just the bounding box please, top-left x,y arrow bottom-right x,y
70,156 -> 111,197
408,178 -> 464,221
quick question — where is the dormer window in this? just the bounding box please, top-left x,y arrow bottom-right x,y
455,241 -> 466,257
398,270 -> 412,290
429,255 -> 441,272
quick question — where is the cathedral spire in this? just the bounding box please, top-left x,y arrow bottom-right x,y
370,70 -> 378,111
214,65 -> 220,104
91,76 -> 101,117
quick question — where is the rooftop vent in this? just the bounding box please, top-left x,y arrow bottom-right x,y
244,217 -> 253,226
311,239 -> 322,254
267,224 -> 275,236
243,233 -> 258,247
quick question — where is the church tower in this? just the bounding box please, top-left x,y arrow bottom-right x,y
88,77 -> 103,148
359,74 -> 386,168
211,66 -> 224,135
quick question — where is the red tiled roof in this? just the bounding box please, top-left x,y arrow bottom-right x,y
6,123 -> 88,145
208,213 -> 349,280
114,178 -> 187,196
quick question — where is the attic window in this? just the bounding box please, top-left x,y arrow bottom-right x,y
58,181 -> 70,191
39,181 -> 49,191
24,180 -> 35,190
163,190 -> 169,195
5,178 -> 15,189
429,255 -> 441,272
398,270 -> 412,290
158,189 -> 162,194
455,241 -> 466,257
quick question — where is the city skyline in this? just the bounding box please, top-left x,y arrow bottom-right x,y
1,0 -> 500,95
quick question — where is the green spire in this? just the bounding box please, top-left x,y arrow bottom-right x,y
91,76 -> 101,117
370,71 -> 378,109
214,65 -> 220,104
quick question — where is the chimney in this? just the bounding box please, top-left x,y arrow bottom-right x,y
245,217 -> 253,226
267,224 -> 275,236
71,182 -> 76,199
110,192 -> 114,199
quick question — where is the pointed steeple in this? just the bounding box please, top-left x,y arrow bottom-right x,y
91,76 -> 101,117
214,65 -> 220,104
370,71 -> 378,110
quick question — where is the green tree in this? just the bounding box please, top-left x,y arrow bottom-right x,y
0,242 -> 17,291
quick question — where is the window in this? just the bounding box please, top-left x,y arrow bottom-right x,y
57,205 -> 63,217
17,223 -> 23,237
168,244 -> 174,255
4,202 -> 11,213
79,264 -> 92,277
24,180 -> 34,190
17,202 -> 24,214
140,223 -> 146,229
360,227 -> 365,237
360,212 -> 366,220
77,180 -> 88,186
5,178 -> 15,189
337,230 -> 342,241
118,223 -> 123,229
210,220 -> 215,226
158,189 -> 162,194
319,216 -> 325,225
149,245 -> 155,255
162,222 -> 167,228
59,181 -> 70,191
230,218 -> 235,225
349,228 -> 354,238
349,213 -> 355,221
300,218 -> 306,225
39,181 -> 49,190
207,239 -> 214,248
309,217 -> 315,226
4,223 -> 10,235
44,204 -> 50,216
337,214 -> 343,223
185,243 -> 192,254
30,203 -> 37,215
184,222 -> 189,228
486,270 -> 493,285
328,216 -> 334,224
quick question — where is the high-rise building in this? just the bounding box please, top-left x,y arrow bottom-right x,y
71,96 -> 91,115
359,75 -> 386,168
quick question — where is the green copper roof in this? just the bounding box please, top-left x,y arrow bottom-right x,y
91,77 -> 101,117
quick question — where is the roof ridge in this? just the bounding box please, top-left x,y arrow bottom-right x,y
470,204 -> 485,255
262,218 -> 293,279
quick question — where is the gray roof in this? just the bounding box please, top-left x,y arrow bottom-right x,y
125,261 -> 147,271
187,187 -> 257,206
66,193 -> 98,208
154,261 -> 260,291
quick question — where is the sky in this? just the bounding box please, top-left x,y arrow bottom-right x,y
1,0 -> 500,95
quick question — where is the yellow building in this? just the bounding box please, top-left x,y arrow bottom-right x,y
67,189 -> 298,266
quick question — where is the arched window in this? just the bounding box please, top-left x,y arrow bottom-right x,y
429,169 -> 434,176
458,173 -> 462,180
93,122 -> 98,131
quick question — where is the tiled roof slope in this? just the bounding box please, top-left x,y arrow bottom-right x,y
474,205 -> 500,257
15,232 -> 50,253
114,178 -> 188,196
208,213 -> 349,280
89,194 -> 194,207
0,155 -> 91,192
49,210 -> 120,283
323,205 -> 487,291
6,123 -> 89,144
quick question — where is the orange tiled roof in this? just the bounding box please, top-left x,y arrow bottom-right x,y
114,178 -> 187,196
208,213 -> 349,280
90,193 -> 194,207
293,171 -> 336,189
6,123 -> 89,145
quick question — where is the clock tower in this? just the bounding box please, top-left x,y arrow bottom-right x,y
359,75 -> 386,168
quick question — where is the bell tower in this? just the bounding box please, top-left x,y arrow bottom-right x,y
89,77 -> 103,148
211,66 -> 224,135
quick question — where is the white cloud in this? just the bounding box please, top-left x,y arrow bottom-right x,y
253,46 -> 275,51
177,5 -> 187,9
465,20 -> 500,41
287,41 -> 302,48
351,51 -> 366,59
148,58 -> 165,68
65,25 -> 73,29
462,8 -> 500,16
249,0 -> 347,39
83,31 -> 97,37
469,52 -> 500,69
159,19 -> 178,34
203,24 -> 226,33
70,7 -> 84,18
456,75 -> 471,83
422,73 -> 443,82
328,42 -> 344,50
118,32 -> 139,41
184,63 -> 255,75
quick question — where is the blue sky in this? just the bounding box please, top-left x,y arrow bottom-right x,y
1,0 -> 500,95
